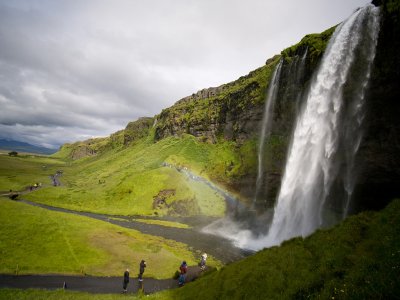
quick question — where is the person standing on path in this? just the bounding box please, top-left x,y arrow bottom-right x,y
123,269 -> 129,293
138,260 -> 146,282
138,260 -> 146,293
199,253 -> 207,271
178,261 -> 188,287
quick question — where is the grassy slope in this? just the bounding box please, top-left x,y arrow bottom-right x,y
0,199 -> 216,278
0,154 -> 65,192
17,133 -> 237,216
153,199 -> 400,299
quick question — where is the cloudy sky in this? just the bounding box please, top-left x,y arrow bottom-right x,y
0,0 -> 370,149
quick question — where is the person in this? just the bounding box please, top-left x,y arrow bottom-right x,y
123,268 -> 129,293
199,253 -> 207,271
138,260 -> 146,282
178,261 -> 188,287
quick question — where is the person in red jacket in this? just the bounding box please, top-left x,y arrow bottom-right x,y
178,261 -> 188,287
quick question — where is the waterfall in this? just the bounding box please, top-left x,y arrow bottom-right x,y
258,5 -> 381,248
253,60 -> 283,205
202,5 -> 380,251
342,7 -> 381,218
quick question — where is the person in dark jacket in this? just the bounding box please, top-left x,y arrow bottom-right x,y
138,260 -> 146,282
123,269 -> 129,293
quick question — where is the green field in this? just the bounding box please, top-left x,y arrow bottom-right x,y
0,153 -> 65,192
1,134 -> 243,217
0,199 -> 212,278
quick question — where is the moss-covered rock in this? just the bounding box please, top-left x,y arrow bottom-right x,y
123,117 -> 154,145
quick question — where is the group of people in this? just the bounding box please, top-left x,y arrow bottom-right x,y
178,253 -> 208,287
123,260 -> 146,293
122,253 -> 208,293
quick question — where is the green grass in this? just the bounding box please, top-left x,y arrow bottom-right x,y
153,199 -> 400,299
0,289 -> 140,300
0,199 -> 206,278
0,154 -> 65,192
131,219 -> 191,229
21,134 -> 231,217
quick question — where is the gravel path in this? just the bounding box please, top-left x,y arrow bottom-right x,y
0,266 -> 205,294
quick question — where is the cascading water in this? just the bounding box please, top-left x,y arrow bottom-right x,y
254,60 -> 283,205
203,5 -> 380,251
254,5 -> 381,249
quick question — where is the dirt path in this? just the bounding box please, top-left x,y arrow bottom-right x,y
0,266 -> 205,294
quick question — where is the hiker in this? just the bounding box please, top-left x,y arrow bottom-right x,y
138,260 -> 146,282
123,268 -> 130,293
199,253 -> 207,271
178,261 -> 188,287
8,190 -> 19,200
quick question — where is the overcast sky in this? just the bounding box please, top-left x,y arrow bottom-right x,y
0,0 -> 370,149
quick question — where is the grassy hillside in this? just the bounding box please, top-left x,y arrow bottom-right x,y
152,199 -> 400,299
13,133 -> 241,216
0,199 -> 219,278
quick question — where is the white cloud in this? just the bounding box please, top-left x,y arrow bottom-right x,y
0,0 -> 370,148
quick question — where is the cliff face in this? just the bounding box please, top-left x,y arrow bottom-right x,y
153,27 -> 335,205
154,63 -> 274,145
353,0 -> 400,211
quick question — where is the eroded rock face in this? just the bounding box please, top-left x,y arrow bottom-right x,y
352,0 -> 400,212
70,145 -> 97,160
154,79 -> 265,145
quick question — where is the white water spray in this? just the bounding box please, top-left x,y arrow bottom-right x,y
257,5 -> 381,249
254,60 -> 283,204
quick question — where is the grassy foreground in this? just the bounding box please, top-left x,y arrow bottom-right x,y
2,199 -> 399,299
0,199 -> 210,278
0,289 -> 132,300
155,199 -> 400,299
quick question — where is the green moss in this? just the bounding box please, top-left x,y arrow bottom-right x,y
281,26 -> 336,65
